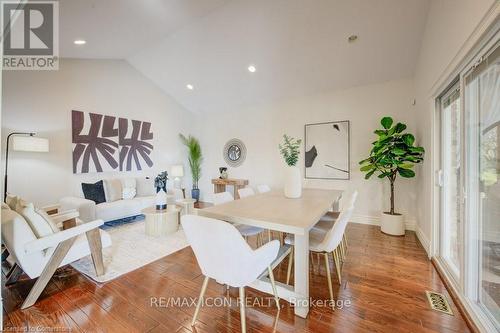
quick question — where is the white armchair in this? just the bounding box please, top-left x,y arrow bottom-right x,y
182,215 -> 280,333
1,206 -> 111,309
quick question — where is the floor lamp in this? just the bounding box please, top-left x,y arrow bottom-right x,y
3,132 -> 50,201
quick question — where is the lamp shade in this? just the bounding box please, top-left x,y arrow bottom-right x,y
12,136 -> 49,152
171,165 -> 184,177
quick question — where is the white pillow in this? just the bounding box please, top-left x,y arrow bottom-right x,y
122,187 -> 136,200
36,208 -> 61,233
16,199 -> 58,237
104,179 -> 123,202
121,178 -> 137,199
136,177 -> 155,197
5,194 -> 18,210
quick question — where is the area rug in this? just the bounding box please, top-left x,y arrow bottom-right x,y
71,220 -> 189,283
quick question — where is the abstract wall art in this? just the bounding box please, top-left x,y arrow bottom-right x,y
72,110 -> 154,174
304,121 -> 350,180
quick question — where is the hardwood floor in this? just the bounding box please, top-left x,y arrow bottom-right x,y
2,223 -> 470,333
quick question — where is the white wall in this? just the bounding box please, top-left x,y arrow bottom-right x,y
2,59 -> 195,205
413,0 -> 497,251
197,78 -> 420,227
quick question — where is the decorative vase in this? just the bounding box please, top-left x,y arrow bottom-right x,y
191,188 -> 200,202
380,212 -> 405,236
284,165 -> 302,198
155,188 -> 167,210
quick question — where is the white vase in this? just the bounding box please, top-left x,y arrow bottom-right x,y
155,189 -> 167,210
284,166 -> 302,198
380,212 -> 405,236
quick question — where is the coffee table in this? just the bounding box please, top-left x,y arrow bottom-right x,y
142,206 -> 180,237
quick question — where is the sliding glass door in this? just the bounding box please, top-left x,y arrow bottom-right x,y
439,82 -> 462,280
438,37 -> 500,331
464,41 -> 500,328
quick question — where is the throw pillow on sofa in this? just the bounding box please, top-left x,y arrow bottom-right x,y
121,178 -> 137,199
136,177 -> 155,197
82,180 -> 106,204
122,187 -> 136,199
104,179 -> 122,202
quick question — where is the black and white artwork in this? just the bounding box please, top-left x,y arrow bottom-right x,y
72,110 -> 154,174
304,121 -> 350,180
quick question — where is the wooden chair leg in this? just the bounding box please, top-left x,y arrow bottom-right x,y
339,241 -> 345,263
332,248 -> 342,285
5,263 -> 23,286
239,287 -> 247,333
86,228 -> 105,276
323,252 -> 335,310
268,266 -> 280,311
192,276 -> 210,326
21,237 -> 77,309
341,236 -> 347,260
286,247 -> 294,285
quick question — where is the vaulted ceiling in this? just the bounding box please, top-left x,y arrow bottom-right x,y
60,0 -> 430,114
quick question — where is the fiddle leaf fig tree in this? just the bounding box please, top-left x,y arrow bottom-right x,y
359,116 -> 424,215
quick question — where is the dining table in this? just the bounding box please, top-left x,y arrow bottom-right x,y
197,188 -> 343,318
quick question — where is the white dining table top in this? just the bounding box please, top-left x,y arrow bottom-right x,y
197,189 -> 343,235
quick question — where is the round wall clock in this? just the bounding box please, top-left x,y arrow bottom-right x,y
223,138 -> 246,167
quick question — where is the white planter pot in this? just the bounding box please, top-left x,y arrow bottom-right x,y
380,212 -> 405,236
284,166 -> 302,198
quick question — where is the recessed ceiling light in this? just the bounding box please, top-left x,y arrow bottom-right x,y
247,65 -> 256,73
74,39 -> 86,45
347,35 -> 358,43
186,84 -> 194,90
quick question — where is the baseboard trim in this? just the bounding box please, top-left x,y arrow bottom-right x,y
431,258 -> 481,333
350,214 -> 416,231
415,226 -> 431,258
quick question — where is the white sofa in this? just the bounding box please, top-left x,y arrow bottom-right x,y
59,177 -> 175,223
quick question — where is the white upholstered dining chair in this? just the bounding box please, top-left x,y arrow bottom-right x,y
238,187 -> 255,199
256,184 -> 271,193
212,192 -> 266,245
313,190 -> 358,261
285,205 -> 354,310
182,215 -> 280,333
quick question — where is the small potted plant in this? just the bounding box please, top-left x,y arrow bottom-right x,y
179,134 -> 203,202
359,116 -> 424,236
279,134 -> 302,198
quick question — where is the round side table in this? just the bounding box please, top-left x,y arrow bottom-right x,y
142,206 -> 180,237
176,198 -> 196,215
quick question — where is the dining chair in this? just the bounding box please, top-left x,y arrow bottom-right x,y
313,190 -> 358,261
284,206 -> 354,310
256,184 -> 271,193
238,187 -> 255,199
238,187 -> 276,244
182,215 -> 280,333
212,192 -> 266,246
